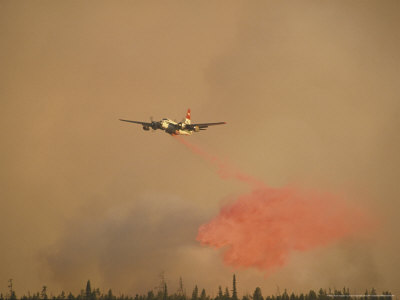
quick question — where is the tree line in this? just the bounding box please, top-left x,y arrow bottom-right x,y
0,276 -> 393,300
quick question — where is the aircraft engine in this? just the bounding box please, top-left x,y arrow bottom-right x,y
142,126 -> 150,131
165,124 -> 176,134
194,126 -> 200,132
151,122 -> 159,130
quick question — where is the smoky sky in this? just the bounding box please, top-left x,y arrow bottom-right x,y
1,0 -> 399,297
41,195 -> 210,294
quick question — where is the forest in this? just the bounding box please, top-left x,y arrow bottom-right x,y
0,276 -> 393,300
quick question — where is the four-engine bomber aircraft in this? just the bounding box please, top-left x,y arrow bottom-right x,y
119,109 -> 226,135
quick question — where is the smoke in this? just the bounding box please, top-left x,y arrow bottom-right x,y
41,194 -> 207,294
174,136 -> 373,275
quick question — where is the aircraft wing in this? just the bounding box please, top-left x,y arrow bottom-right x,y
191,122 -> 226,128
119,119 -> 152,126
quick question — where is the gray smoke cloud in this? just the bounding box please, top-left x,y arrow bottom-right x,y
41,194 -> 212,294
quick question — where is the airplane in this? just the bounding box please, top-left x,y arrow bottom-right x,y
119,109 -> 226,135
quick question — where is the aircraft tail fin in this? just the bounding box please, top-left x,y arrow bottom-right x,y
185,108 -> 191,124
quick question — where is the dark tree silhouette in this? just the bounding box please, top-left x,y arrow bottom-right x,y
85,280 -> 92,300
40,286 -> 48,300
0,278 -> 393,300
192,285 -> 199,300
253,287 -> 264,300
162,283 -> 168,300
282,289 -> 289,300
308,290 -> 317,300
200,289 -> 207,300
177,277 -> 185,300
224,287 -> 230,300
8,279 -> 17,300
147,290 -> 155,300
232,275 -> 238,300
68,291 -> 75,300
216,286 -> 223,300
370,288 -> 378,300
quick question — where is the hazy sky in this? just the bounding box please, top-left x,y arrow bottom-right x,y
1,0 -> 399,297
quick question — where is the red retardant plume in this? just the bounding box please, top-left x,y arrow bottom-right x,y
174,135 -> 264,188
174,136 -> 372,274
197,187 -> 370,273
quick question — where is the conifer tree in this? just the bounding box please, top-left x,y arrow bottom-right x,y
177,277 -> 185,300
217,286 -> 223,300
147,290 -> 155,300
253,287 -> 263,300
85,280 -> 92,300
364,289 -> 369,300
308,290 -> 317,300
282,290 -> 289,300
164,283 -> 168,300
40,286 -> 48,300
192,286 -> 199,300
59,290 -> 66,300
8,279 -> 17,300
200,289 -> 207,300
232,275 -> 238,300
318,289 -> 326,300
370,288 -> 377,300
224,287 -> 230,300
